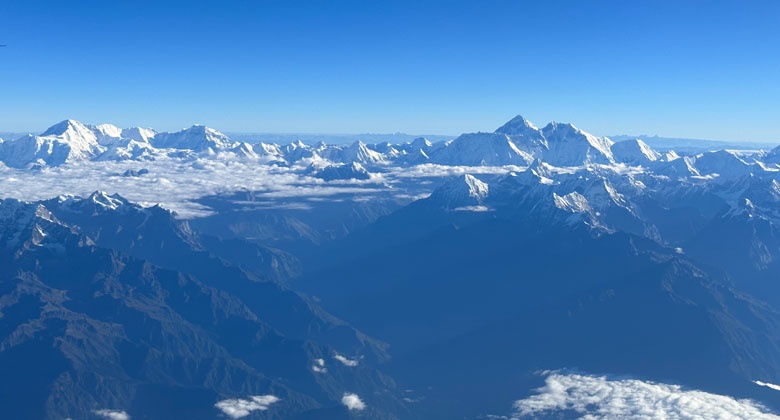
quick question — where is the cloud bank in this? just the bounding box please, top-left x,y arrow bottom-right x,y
0,153 -> 529,219
512,372 -> 779,419
0,157 -> 392,218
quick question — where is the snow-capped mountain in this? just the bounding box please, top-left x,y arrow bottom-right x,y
0,121 -> 248,167
0,115 -> 731,174
494,114 -> 541,138
335,140 -> 387,165
151,124 -> 236,152
0,197 -> 81,249
428,174 -> 489,209
312,161 -> 373,181
428,132 -> 533,166
611,138 -> 661,165
0,120 -> 106,168
539,121 -> 614,165
693,149 -> 756,179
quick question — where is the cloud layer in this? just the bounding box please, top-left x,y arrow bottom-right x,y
0,153 -> 523,219
512,372 -> 780,419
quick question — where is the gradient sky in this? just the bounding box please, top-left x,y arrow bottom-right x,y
0,0 -> 778,141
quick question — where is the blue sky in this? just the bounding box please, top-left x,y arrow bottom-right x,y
0,0 -> 778,141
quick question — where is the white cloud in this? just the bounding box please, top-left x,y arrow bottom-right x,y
312,358 -> 327,373
512,372 -> 779,419
215,395 -> 280,419
0,153 -> 540,220
385,163 -> 523,179
755,380 -> 780,392
341,393 -> 366,411
333,353 -> 358,367
93,409 -> 130,420
0,156 -> 392,218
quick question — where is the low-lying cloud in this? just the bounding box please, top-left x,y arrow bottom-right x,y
755,380 -> 780,392
333,353 -> 359,367
0,156 -> 526,219
215,395 -> 280,419
0,157 -> 393,218
312,358 -> 327,373
341,393 -> 366,411
512,372 -> 779,419
93,409 -> 130,420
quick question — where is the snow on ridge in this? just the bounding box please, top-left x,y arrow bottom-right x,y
495,114 -> 539,136
611,138 -> 661,164
553,191 -> 591,213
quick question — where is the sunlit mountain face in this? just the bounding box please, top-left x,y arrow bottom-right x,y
3,115 -> 780,419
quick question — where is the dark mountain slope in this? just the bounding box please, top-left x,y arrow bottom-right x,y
0,198 -> 409,419
299,210 -> 780,418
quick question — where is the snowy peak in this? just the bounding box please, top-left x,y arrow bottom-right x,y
42,119 -> 95,139
253,142 -> 285,161
653,155 -> 700,178
495,115 -> 539,136
313,162 -> 373,181
527,158 -> 554,178
40,119 -> 101,152
0,198 -> 79,249
93,123 -> 123,140
611,139 -> 661,165
553,191 -> 592,213
121,126 -> 156,143
429,174 -> 489,210
694,150 -> 753,178
340,140 -> 386,165
540,121 -> 614,165
230,142 -> 257,158
410,137 -> 433,150
523,160 -> 560,188
46,192 -> 143,221
0,120 -> 105,167
88,191 -> 129,211
460,174 -> 489,201
429,132 -> 533,166
580,178 -> 630,211
152,125 -> 235,151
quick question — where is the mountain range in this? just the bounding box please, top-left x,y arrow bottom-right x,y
2,116 -> 777,171
3,115 -> 780,418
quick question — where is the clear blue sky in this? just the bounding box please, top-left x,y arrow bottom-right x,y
0,0 -> 778,141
